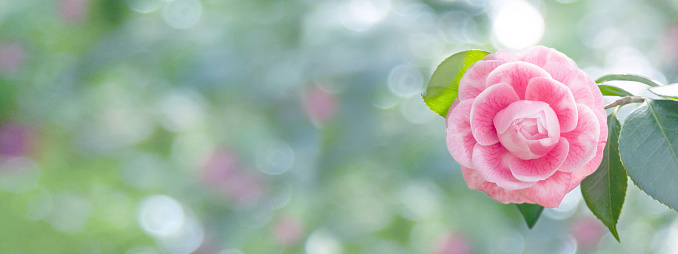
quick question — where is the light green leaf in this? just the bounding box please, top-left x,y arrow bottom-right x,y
515,203 -> 544,229
598,84 -> 634,97
423,50 -> 491,117
619,99 -> 678,211
581,108 -> 626,242
649,83 -> 678,100
595,74 -> 661,87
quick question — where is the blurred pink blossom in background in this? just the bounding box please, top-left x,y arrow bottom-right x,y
0,44 -> 25,74
303,86 -> 337,124
570,216 -> 606,249
58,0 -> 89,24
662,23 -> 678,64
435,233 -> 472,254
273,215 -> 303,246
0,122 -> 34,159
202,148 -> 264,206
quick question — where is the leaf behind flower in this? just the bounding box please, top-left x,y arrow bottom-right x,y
649,84 -> 678,101
598,84 -> 634,97
423,50 -> 490,117
595,74 -> 662,87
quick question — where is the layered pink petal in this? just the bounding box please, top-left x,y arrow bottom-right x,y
558,105 -> 601,172
494,100 -> 560,160
519,46 -> 577,70
594,106 -> 608,149
544,63 -> 595,108
588,76 -> 605,110
508,138 -> 569,182
519,171 -> 573,208
485,49 -> 521,62
461,166 -> 530,204
486,62 -> 552,99
542,62 -> 574,84
570,140 -> 605,191
569,106 -> 607,188
493,101 -> 553,134
445,98 -> 461,128
472,143 -> 535,190
525,77 -> 579,132
567,70 -> 597,108
470,83 -> 520,145
446,99 -> 476,168
458,60 -> 506,101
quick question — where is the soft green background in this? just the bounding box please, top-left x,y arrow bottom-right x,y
0,0 -> 677,253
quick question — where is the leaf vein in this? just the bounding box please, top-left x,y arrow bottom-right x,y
648,102 -> 678,179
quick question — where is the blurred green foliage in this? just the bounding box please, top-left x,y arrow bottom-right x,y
0,0 -> 677,253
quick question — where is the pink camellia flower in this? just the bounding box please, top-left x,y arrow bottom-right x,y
446,46 -> 607,208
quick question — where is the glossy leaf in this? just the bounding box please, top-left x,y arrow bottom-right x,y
595,74 -> 661,87
649,83 -> 678,100
423,50 -> 491,117
620,99 -> 678,211
515,203 -> 544,229
598,84 -> 634,97
581,108 -> 626,242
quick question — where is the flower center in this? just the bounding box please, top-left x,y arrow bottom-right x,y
515,114 -> 547,140
494,100 -> 560,160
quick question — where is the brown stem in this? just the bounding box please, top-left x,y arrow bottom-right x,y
603,96 -> 647,109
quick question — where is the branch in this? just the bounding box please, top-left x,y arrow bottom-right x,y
604,96 -> 647,109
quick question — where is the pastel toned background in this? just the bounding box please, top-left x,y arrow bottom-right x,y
0,0 -> 676,253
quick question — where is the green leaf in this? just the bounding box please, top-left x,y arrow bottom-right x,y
595,74 -> 661,87
598,84 -> 634,97
581,108 -> 626,242
423,50 -> 491,117
515,203 -> 544,229
649,83 -> 678,100
619,99 -> 678,211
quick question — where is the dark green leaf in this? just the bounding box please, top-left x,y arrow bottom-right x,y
595,74 -> 661,87
620,99 -> 678,211
515,203 -> 544,229
598,84 -> 634,97
649,84 -> 678,100
423,50 -> 491,117
581,108 -> 626,242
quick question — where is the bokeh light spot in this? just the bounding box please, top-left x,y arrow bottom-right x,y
138,195 -> 185,238
256,141 -> 294,175
158,89 -> 205,132
48,192 -> 90,233
340,0 -> 391,31
163,0 -> 202,29
488,230 -> 525,254
492,0 -> 544,49
544,186 -> 581,220
305,229 -> 343,254
0,157 -> 40,193
388,64 -> 423,98
126,0 -> 163,13
400,96 -> 436,124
